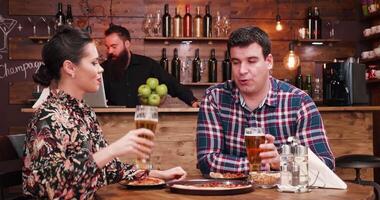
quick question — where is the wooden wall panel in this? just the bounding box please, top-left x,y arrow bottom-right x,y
9,0 -> 145,17
8,0 -> 359,83
231,0 -> 358,20
9,81 -> 36,104
8,37 -> 44,60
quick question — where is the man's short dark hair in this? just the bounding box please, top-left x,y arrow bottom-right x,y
227,26 -> 271,58
105,25 -> 131,41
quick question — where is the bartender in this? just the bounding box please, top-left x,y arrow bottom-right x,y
101,25 -> 198,108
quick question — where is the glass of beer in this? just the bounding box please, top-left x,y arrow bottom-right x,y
134,105 -> 158,171
244,127 -> 266,171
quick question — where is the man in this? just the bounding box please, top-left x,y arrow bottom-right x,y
101,25 -> 198,108
196,26 -> 334,174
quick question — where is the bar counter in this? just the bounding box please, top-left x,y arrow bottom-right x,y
21,106 -> 380,179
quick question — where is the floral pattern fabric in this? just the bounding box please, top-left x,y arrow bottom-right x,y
23,90 -> 137,199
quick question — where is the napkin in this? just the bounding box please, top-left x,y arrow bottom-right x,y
308,149 -> 347,189
32,87 -> 50,109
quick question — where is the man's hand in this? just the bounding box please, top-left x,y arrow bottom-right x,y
191,100 -> 199,108
259,134 -> 280,170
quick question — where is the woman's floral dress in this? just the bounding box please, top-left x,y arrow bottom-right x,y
23,91 -> 137,199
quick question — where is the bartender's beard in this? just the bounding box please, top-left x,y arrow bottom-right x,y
107,48 -> 129,81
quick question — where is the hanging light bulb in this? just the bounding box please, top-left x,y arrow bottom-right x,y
275,14 -> 283,31
283,42 -> 300,70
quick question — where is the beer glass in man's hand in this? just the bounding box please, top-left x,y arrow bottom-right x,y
134,105 -> 158,171
244,127 -> 266,171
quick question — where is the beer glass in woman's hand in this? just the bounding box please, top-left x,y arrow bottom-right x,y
244,127 -> 265,171
134,105 -> 158,173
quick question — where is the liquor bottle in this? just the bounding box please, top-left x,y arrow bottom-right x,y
192,48 -> 201,82
222,50 -> 231,81
193,6 -> 203,38
162,4 -> 171,37
313,7 -> 322,39
203,4 -> 212,37
208,49 -> 218,82
183,4 -> 192,37
295,67 -> 303,89
66,4 -> 73,26
173,7 -> 182,37
171,48 -> 181,82
55,2 -> 65,27
214,11 -> 222,37
305,75 -> 313,97
160,48 -> 169,72
305,7 -> 313,39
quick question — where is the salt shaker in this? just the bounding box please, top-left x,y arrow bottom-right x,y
294,145 -> 309,192
280,144 -> 293,186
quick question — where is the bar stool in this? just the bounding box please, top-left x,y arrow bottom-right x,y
336,154 -> 380,199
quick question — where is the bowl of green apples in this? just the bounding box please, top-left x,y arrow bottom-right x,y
138,77 -> 168,106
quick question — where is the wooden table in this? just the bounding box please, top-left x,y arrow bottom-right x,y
95,182 -> 374,200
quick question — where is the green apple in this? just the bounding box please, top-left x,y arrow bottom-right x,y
146,77 -> 159,90
156,84 -> 168,97
138,84 -> 151,98
148,93 -> 161,106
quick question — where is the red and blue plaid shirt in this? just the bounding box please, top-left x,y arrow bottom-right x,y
196,77 -> 335,174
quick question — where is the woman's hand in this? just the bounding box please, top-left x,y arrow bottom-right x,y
259,134 -> 280,170
149,167 -> 187,181
108,128 -> 155,159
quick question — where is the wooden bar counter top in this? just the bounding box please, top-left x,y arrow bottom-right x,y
95,181 -> 374,200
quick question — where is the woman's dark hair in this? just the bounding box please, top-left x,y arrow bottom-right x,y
227,26 -> 271,59
33,26 -> 93,87
104,25 -> 131,41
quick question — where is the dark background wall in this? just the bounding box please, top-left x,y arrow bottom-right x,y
0,0 -> 362,135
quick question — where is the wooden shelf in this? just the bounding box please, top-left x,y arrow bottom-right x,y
294,39 -> 340,46
367,79 -> 380,85
144,37 -> 228,44
363,11 -> 380,21
182,82 -> 219,86
362,33 -> 380,41
361,57 -> 380,64
28,36 -> 50,44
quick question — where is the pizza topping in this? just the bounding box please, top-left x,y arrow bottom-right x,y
209,172 -> 246,179
127,177 -> 165,186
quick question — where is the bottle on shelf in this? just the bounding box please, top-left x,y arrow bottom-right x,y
183,4 -> 192,37
66,4 -> 73,26
295,67 -> 303,89
313,77 -> 322,102
203,4 -> 212,37
55,2 -> 66,27
313,7 -> 322,39
162,4 -> 171,37
305,7 -> 313,39
194,6 -> 203,38
362,0 -> 369,17
208,49 -> 218,82
173,7 -> 182,37
171,48 -> 181,82
160,48 -> 169,72
222,50 -> 231,81
305,74 -> 313,97
192,48 -> 201,82
214,11 -> 222,37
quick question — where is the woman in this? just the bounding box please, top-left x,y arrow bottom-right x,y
23,27 -> 186,199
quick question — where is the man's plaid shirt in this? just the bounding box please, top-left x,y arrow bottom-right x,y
196,77 -> 335,174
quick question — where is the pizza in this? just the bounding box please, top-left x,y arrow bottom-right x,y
249,171 -> 280,186
125,177 -> 165,186
209,172 -> 247,179
171,181 -> 252,190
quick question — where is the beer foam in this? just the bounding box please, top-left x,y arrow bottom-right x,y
134,117 -> 158,122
